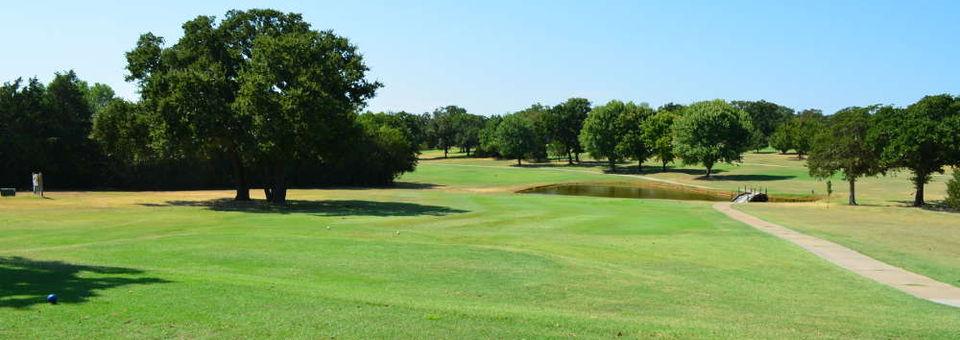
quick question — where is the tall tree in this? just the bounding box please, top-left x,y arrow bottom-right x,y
0,78 -> 49,189
360,111 -> 428,151
807,106 -> 885,205
672,100 -> 754,178
642,110 -> 677,171
616,103 -> 655,172
235,28 -> 380,204
579,100 -> 627,170
125,10 -> 314,201
790,109 -> 825,159
870,95 -> 960,206
91,99 -> 154,165
43,71 -> 101,188
476,115 -> 503,157
732,100 -> 794,149
430,105 -> 464,158
516,103 -> 551,160
768,122 -> 794,154
495,114 -> 537,165
452,112 -> 484,156
82,82 -> 117,115
547,97 -> 591,164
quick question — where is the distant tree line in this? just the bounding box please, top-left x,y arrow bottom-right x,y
414,96 -> 960,208
419,98 -> 764,178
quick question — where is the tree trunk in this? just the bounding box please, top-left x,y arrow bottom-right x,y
848,179 -> 857,206
517,158 -> 522,166
705,166 -> 712,178
661,160 -> 668,172
264,163 -> 288,205
575,153 -> 580,163
637,160 -> 642,173
443,147 -> 448,158
230,151 -> 250,201
914,175 -> 926,207
567,151 -> 573,165
608,159 -> 616,172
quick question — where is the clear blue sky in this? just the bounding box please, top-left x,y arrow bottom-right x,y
2,1 -> 958,115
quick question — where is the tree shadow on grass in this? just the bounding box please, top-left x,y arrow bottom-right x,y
646,167 -> 728,176
891,200 -> 960,213
705,174 -> 796,181
513,160 -> 607,169
0,256 -> 168,308
419,154 -> 472,161
328,182 -> 442,190
142,199 -> 468,217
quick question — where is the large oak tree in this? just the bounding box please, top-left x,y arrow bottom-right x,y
125,10 -> 317,201
869,94 -> 960,206
126,10 -> 379,203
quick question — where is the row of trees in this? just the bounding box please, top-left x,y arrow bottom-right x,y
427,98 -> 764,178
807,95 -> 960,206
417,94 -> 959,208
0,72 -> 114,189
1,10 -> 421,204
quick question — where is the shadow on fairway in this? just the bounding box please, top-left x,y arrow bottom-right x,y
419,154 -> 473,160
891,200 -> 960,213
330,182 -> 442,190
0,256 -> 168,308
705,174 -> 796,181
511,161 -> 606,169
145,199 -> 469,217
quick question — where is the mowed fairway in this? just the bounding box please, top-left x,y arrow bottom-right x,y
2,158 -> 960,338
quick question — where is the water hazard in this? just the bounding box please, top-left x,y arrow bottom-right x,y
519,183 -> 730,202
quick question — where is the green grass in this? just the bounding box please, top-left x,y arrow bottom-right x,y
737,203 -> 960,287
1,152 -> 959,338
424,149 -> 960,290
421,149 -> 953,204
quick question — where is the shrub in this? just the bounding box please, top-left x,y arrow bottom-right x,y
946,170 -> 960,210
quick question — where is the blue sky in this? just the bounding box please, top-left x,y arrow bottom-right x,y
2,1 -> 958,115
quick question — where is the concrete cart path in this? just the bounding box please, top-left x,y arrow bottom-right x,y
714,202 -> 960,308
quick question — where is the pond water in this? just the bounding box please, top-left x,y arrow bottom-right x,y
519,183 -> 730,202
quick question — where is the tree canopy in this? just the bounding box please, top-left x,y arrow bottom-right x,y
615,103 -> 655,172
579,100 -> 628,170
671,100 -> 754,178
234,29 -> 380,203
642,110 -> 677,171
123,10 -> 381,203
790,109 -> 825,159
546,98 -> 591,164
807,106 -> 884,205
494,114 -> 537,165
429,105 -> 465,158
732,100 -> 794,149
869,94 -> 960,206
124,10 -> 323,200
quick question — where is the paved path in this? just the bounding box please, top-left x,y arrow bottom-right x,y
714,202 -> 960,308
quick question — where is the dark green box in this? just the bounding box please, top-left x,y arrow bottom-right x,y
0,188 -> 15,197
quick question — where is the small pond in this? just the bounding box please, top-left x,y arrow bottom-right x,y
519,183 -> 731,202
